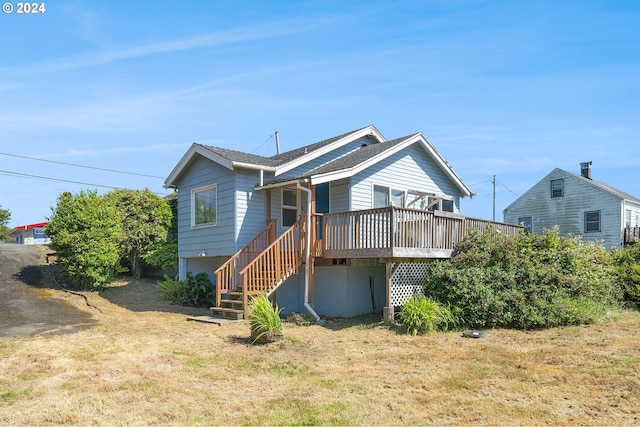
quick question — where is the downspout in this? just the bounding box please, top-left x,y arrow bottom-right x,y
297,181 -> 321,323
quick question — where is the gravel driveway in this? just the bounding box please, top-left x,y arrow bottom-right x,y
0,243 -> 95,337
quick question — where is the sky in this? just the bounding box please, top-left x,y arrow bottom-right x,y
1,0 -> 639,228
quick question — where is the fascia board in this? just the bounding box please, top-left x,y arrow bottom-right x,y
416,134 -> 474,198
275,125 -> 386,177
164,144 -> 233,188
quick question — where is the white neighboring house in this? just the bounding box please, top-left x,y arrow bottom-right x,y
504,163 -> 640,249
10,222 -> 51,245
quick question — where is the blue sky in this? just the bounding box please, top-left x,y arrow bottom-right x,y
1,0 -> 639,228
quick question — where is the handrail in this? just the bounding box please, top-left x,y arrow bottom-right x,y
238,216 -> 306,312
214,219 -> 276,308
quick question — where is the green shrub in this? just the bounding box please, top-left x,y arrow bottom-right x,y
613,244 -> 640,307
156,272 -> 213,306
424,228 -> 620,329
249,295 -> 283,344
398,296 -> 459,335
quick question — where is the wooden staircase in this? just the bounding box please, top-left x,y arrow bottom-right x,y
211,216 -> 307,319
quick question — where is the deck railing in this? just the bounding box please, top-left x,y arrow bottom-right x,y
318,207 -> 522,257
624,226 -> 640,246
214,219 -> 276,307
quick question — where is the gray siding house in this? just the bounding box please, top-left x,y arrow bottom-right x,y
165,125 -> 522,322
504,163 -> 640,249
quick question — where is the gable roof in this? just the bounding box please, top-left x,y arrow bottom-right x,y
164,125 -> 384,188
257,132 -> 474,198
504,167 -> 640,212
165,125 -> 473,198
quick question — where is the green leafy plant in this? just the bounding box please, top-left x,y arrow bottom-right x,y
156,272 -> 213,306
613,244 -> 640,308
248,295 -> 283,344
424,227 -> 621,329
398,296 -> 459,335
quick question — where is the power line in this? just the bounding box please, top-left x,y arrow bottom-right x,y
1,169 -> 133,190
0,151 -> 165,179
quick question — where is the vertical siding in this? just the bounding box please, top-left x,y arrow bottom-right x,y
175,155 -> 236,258
503,169 -> 627,248
350,144 -> 461,211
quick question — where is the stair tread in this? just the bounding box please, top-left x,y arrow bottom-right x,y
210,307 -> 244,314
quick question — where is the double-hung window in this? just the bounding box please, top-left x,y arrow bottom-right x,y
584,210 -> 601,233
192,183 -> 217,227
551,179 -> 564,198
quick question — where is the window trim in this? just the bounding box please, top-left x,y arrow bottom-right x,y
551,179 -> 564,198
584,210 -> 601,233
191,183 -> 218,228
281,188 -> 299,228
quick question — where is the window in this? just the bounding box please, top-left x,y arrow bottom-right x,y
373,185 -> 389,208
584,210 -> 601,233
192,184 -> 217,227
518,216 -> 533,233
551,179 -> 564,198
282,189 -> 298,227
374,185 -> 405,208
427,196 -> 454,212
625,209 -> 632,228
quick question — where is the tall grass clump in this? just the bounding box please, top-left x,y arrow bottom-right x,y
398,296 -> 459,335
424,227 -> 621,329
249,295 -> 283,344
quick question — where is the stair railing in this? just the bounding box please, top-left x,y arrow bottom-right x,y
214,219 -> 276,308
238,215 -> 306,312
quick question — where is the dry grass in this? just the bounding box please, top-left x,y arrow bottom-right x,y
1,276 -> 640,426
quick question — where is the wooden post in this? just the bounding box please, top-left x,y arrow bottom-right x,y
383,260 -> 394,324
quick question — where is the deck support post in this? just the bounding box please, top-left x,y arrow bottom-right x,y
383,260 -> 394,324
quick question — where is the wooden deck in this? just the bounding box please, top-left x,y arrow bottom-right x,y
316,207 -> 523,259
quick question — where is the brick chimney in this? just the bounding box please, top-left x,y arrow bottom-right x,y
580,161 -> 592,179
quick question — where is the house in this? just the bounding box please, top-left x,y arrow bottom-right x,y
10,222 -> 51,245
165,125 -> 522,322
503,162 -> 640,249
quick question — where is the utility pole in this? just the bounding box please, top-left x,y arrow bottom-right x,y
492,175 -> 496,222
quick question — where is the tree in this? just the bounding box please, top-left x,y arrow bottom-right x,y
107,189 -> 172,279
0,205 -> 11,241
46,191 -> 124,290
143,193 -> 178,271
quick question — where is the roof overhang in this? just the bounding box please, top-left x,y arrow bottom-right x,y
274,125 -> 386,177
164,144 -> 276,189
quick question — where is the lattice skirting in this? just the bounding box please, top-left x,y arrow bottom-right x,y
390,261 -> 434,307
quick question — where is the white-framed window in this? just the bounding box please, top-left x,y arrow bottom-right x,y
282,188 -> 298,227
551,179 -> 564,198
625,209 -> 632,228
584,210 -> 601,233
373,185 -> 406,208
191,183 -> 217,228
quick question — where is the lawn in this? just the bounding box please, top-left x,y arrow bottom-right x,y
1,276 -> 639,425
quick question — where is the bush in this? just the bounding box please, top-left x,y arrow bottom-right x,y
424,228 -> 620,329
156,272 -> 213,306
249,295 -> 283,344
398,296 -> 459,335
613,244 -> 640,307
